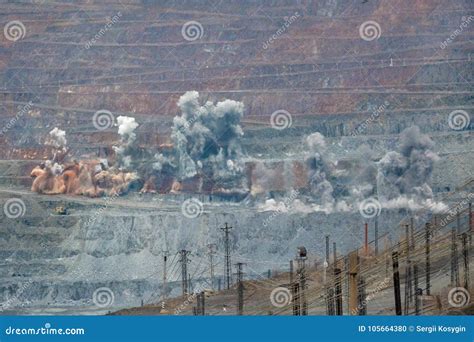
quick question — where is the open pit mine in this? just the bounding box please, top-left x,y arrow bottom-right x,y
0,0 -> 472,316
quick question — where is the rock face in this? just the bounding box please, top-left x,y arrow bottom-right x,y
0,0 -> 472,159
0,0 -> 472,314
0,189 -> 417,313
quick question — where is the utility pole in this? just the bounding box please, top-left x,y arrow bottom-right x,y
469,202 -> 473,245
333,242 -> 341,315
326,288 -> 334,315
221,223 -> 233,289
208,244 -> 217,290
162,250 -> 169,300
324,236 -> 332,315
179,250 -> 191,296
375,218 -> 379,255
364,223 -> 369,256
292,282 -> 300,315
334,267 -> 343,315
404,224 -> 412,315
357,276 -> 367,315
392,251 -> 402,315
296,247 -> 308,315
414,264 -> 420,315
451,228 -> 460,287
235,262 -> 245,315
325,235 -> 330,264
200,291 -> 205,315
425,223 -> 431,295
324,235 -> 330,284
195,291 -> 205,315
457,208 -> 461,234
385,236 -> 392,277
289,260 -> 294,284
462,233 -> 469,290
348,251 -> 359,315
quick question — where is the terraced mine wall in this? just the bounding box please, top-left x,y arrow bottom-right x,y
0,188 -> 431,313
0,0 -> 472,160
0,0 -> 472,315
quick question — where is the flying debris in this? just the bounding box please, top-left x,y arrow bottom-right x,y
29,92 -> 248,198
27,104 -> 445,215
146,91 -> 247,196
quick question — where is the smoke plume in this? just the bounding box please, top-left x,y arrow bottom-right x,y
166,91 -> 246,186
47,127 -> 67,150
113,116 -> 139,170
376,126 -> 439,201
305,132 -> 335,208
